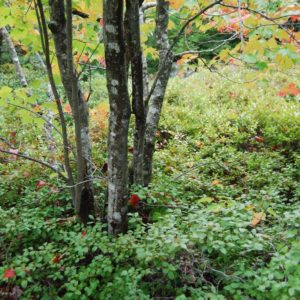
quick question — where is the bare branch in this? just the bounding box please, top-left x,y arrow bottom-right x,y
7,102 -> 62,137
0,148 -> 68,181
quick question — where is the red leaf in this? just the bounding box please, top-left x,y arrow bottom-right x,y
129,194 -> 140,208
255,136 -> 265,143
277,83 -> 300,97
52,255 -> 60,264
36,180 -> 47,189
3,269 -> 15,279
99,18 -> 103,27
82,54 -> 89,63
287,83 -> 300,96
291,15 -> 299,22
277,90 -> 287,97
81,230 -> 87,237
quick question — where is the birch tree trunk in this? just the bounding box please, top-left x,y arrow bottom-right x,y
48,0 -> 94,222
0,27 -> 27,87
103,0 -> 131,234
143,0 -> 172,186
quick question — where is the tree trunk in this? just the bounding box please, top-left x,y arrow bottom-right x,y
35,53 -> 57,168
126,0 -> 145,185
103,0 -> 131,234
143,0 -> 172,186
0,27 -> 27,87
48,0 -> 94,222
0,30 -> 3,63
35,0 -> 75,203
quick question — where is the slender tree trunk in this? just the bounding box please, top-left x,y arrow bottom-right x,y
0,30 -> 3,63
35,0 -> 75,202
35,52 -> 57,168
126,0 -> 145,185
139,3 -> 150,98
103,0 -> 131,234
48,0 -> 94,222
143,0 -> 172,186
0,27 -> 27,87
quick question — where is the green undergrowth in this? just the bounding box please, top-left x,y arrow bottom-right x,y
0,66 -> 300,299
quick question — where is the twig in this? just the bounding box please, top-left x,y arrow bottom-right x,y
0,148 -> 68,181
220,3 -> 299,43
7,102 -> 62,137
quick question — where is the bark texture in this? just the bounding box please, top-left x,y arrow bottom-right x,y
0,27 -> 27,87
103,0 -> 131,234
48,0 -> 94,222
143,0 -> 172,185
35,0 -> 75,202
126,0 -> 146,185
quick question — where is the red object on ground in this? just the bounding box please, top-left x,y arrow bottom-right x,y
129,194 -> 140,208
3,269 -> 15,279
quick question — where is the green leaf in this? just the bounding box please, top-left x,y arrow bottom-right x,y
0,86 -> 12,99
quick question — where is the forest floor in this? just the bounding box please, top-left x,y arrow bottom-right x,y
0,66 -> 300,299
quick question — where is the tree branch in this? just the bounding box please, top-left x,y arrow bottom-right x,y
145,0 -> 222,107
0,148 -> 68,181
142,2 -> 156,11
220,3 -> 299,43
7,102 -> 62,137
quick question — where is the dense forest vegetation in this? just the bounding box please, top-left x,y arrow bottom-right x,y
0,0 -> 299,299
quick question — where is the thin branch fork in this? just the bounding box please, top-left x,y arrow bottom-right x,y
220,3 -> 300,43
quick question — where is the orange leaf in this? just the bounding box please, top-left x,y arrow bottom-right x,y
65,103 -> 72,115
291,15 -> 299,22
169,0 -> 184,10
211,179 -> 221,186
82,54 -> 89,63
250,212 -> 266,227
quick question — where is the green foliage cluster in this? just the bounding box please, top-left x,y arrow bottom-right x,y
1,67 -> 300,299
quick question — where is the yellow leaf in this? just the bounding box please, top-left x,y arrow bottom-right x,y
219,49 -> 229,61
275,54 -> 293,70
211,179 -> 221,186
33,105 -> 42,113
168,20 -> 176,30
250,212 -> 266,228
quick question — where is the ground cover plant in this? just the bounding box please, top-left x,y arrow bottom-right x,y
1,65 -> 300,299
1,0 -> 300,299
